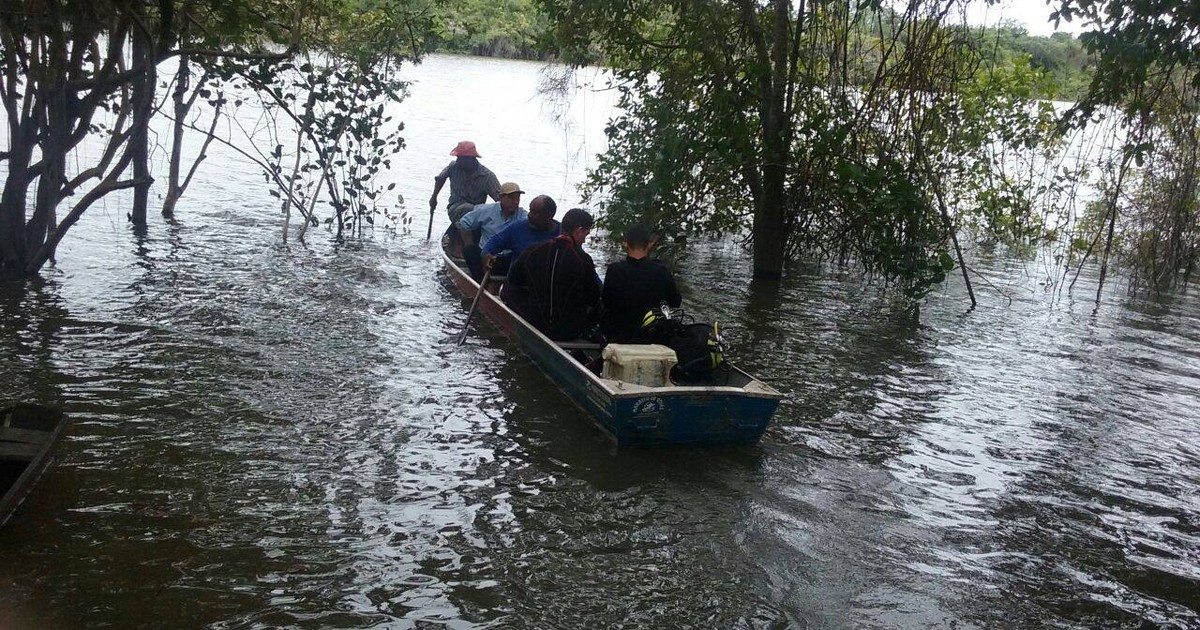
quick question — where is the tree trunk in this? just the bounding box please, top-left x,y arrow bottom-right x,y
751,0 -> 790,279
0,112 -> 38,276
28,75 -> 69,264
752,164 -> 787,279
129,30 -> 154,227
162,53 -> 190,219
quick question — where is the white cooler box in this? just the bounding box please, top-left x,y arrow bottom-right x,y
601,343 -> 678,387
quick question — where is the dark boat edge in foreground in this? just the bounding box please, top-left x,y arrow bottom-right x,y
0,404 -> 67,527
442,249 -> 783,447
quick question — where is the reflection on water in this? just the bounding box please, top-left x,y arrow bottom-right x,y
1,55 -> 1199,629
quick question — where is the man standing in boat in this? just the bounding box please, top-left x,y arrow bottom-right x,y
458,182 -> 527,279
478,194 -> 560,280
600,223 -> 682,343
429,141 -> 501,255
502,208 -> 601,341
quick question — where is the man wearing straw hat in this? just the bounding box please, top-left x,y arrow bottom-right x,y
428,140 -> 502,253
458,181 -> 527,280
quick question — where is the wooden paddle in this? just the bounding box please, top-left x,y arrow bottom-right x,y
426,205 -> 435,241
458,266 -> 493,345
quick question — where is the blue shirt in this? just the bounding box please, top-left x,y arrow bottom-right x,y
483,219 -> 561,258
458,203 -> 527,248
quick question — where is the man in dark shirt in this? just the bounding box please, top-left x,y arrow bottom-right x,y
502,208 -> 601,341
601,223 -> 682,343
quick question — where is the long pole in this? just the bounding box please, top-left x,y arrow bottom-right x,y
458,267 -> 493,345
426,206 -> 435,241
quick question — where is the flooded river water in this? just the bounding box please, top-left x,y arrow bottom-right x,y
1,54 -> 1198,629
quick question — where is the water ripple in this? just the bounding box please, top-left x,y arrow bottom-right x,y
1,59 -> 1199,629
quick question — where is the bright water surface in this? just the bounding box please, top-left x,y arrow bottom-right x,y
1,54 -> 1199,629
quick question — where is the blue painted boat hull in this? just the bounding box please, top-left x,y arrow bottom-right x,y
445,251 -> 781,447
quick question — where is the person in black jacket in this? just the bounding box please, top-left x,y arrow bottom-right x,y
502,208 -> 602,341
600,224 -> 682,343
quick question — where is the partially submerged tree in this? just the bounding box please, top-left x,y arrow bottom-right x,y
1067,76 -> 1200,295
545,0 -> 1058,303
218,0 -> 430,241
1,2 -> 141,279
0,0 -> 430,280
223,54 -> 411,242
1052,0 -> 1200,295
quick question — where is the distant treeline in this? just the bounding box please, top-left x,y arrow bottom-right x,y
963,25 -> 1092,101
430,0 -> 552,60
430,4 -> 1091,100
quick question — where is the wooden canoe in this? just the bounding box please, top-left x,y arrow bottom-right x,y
443,249 -> 783,447
0,403 -> 67,526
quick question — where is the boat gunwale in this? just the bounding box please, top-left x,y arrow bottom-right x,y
0,405 -> 68,527
442,249 -> 783,401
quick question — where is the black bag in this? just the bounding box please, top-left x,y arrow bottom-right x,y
641,307 -> 727,383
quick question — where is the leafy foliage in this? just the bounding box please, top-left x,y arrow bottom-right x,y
962,25 -> 1092,101
431,0 -> 550,58
224,55 -> 411,237
1070,78 -> 1200,291
0,0 -> 431,278
1049,0 -> 1200,294
192,0 -> 431,239
1053,0 -> 1200,119
548,0 -> 1060,300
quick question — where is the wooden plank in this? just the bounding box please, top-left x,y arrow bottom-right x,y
557,341 -> 604,351
0,405 -> 67,527
0,426 -> 48,445
0,441 -> 40,462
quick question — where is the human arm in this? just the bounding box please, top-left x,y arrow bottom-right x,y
481,224 -> 514,272
457,205 -> 483,245
484,171 -> 501,202
430,177 -> 446,211
430,163 -> 452,210
483,222 -> 515,257
479,239 -> 503,271
582,253 -> 603,308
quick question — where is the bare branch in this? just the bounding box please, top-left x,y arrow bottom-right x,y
180,101 -> 222,193
25,147 -> 142,275
62,126 -> 133,196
